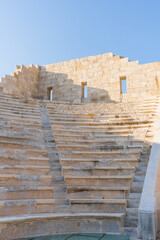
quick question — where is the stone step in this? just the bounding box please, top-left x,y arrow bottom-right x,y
52,175 -> 64,182
52,128 -> 133,135
0,107 -> 41,116
1,148 -> 48,158
4,117 -> 42,124
0,212 -> 125,238
130,182 -> 144,193
49,113 -> 146,120
0,174 -> 52,187
50,116 -> 133,122
4,120 -> 43,128
61,150 -> 141,159
0,199 -> 55,216
0,111 -> 41,120
51,120 -> 150,126
141,104 -> 160,109
124,216 -> 138,228
57,144 -> 143,152
55,133 -> 146,142
0,99 -> 39,107
0,165 -> 50,175
0,93 -> 35,100
25,149 -> 48,157
65,175 -> 133,188
127,198 -> 140,208
126,208 -> 138,218
138,110 -> 156,114
47,110 -> 132,117
54,133 -> 131,140
133,176 -> 145,182
129,193 -> 141,199
135,167 -> 146,176
62,166 -> 135,176
0,125 -> 42,135
60,158 -> 138,168
0,115 -> 41,123
0,133 -> 42,142
138,161 -> 148,168
0,93 -> 21,100
48,111 -> 145,119
0,99 -> 39,109
54,191 -> 67,198
50,117 -> 96,122
57,144 -> 123,151
0,140 -> 44,150
0,156 -> 49,166
55,198 -> 69,205
139,106 -> 159,110
51,123 -> 149,130
139,100 -> 160,105
0,105 -> 40,115
70,199 -> 127,213
139,102 -> 157,105
54,185 -> 67,192
55,138 -> 143,145
67,186 -> 130,199
48,112 -> 134,118
54,205 -> 71,213
54,130 -> 147,139
0,186 -> 54,200
123,227 -> 138,239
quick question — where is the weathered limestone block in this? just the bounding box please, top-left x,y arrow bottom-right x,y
0,64 -> 39,98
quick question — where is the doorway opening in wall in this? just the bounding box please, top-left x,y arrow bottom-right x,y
81,82 -> 87,98
120,77 -> 127,94
47,87 -> 53,101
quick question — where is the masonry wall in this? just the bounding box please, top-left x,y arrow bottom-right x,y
38,52 -> 160,103
0,64 -> 39,98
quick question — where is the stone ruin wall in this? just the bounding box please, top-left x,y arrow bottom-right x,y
1,52 -> 160,102
0,64 -> 39,98
38,52 -> 160,103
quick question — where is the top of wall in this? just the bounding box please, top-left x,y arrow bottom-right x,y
40,52 -> 160,70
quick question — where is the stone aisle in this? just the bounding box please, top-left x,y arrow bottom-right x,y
39,104 -> 70,213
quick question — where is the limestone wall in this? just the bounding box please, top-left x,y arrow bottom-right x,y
38,52 -> 160,102
0,64 -> 39,98
1,52 -> 160,102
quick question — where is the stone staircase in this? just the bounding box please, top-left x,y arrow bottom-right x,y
0,92 -> 159,239
123,96 -> 160,238
39,104 -> 70,213
46,96 -> 160,239
0,93 -> 55,216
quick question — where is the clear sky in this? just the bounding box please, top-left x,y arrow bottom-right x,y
0,0 -> 160,77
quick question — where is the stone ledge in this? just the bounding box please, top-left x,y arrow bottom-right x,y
0,212 -> 125,223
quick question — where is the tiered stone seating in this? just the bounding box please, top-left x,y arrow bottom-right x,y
0,93 -> 125,240
0,93 -> 159,239
46,98 -> 159,239
0,94 -> 55,216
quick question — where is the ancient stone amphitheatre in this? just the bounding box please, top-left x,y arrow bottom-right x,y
0,52 -> 160,240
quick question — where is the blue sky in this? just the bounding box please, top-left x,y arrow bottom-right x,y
0,0 -> 160,77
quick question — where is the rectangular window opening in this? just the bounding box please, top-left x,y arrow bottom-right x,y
47,87 -> 53,101
120,77 -> 127,94
81,82 -> 87,98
